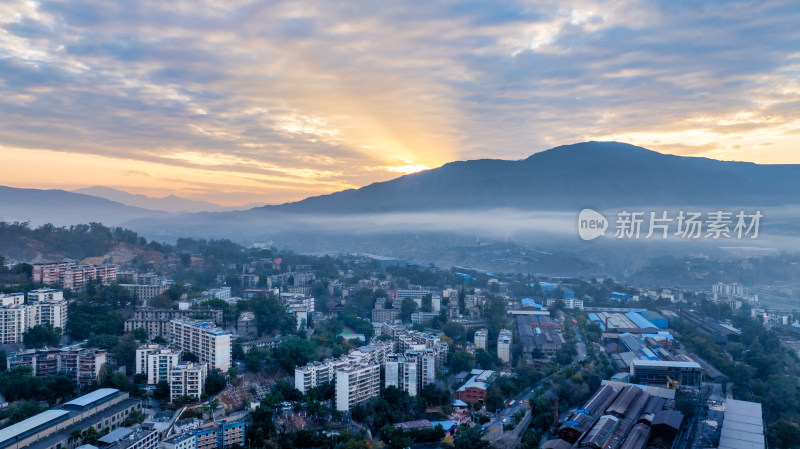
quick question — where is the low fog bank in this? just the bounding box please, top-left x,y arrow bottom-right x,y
121,206 -> 800,277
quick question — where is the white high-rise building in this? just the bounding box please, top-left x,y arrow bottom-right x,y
420,350 -> 437,386
26,289 -> 68,330
335,363 -> 380,411
385,354 -> 419,397
498,329 -> 512,363
135,345 -> 180,384
169,319 -> 231,371
474,328 -> 488,351
169,361 -> 208,401
0,304 -> 27,344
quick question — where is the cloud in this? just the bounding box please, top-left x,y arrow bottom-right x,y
1,0 -> 799,203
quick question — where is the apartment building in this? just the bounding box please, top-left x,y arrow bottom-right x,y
161,433 -> 196,449
474,328 -> 488,351
169,362 -> 208,401
294,341 -> 393,394
295,358 -> 351,394
0,304 -> 27,344
32,262 -> 117,289
237,312 -> 257,338
26,289 -> 68,330
135,345 -> 180,385
385,354 -> 419,397
335,363 -> 381,412
125,307 -> 223,339
58,347 -> 108,388
120,284 -> 170,303
169,319 -> 232,370
193,422 -> 245,449
498,328 -> 512,363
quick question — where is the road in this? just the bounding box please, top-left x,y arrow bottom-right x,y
574,325 -> 588,362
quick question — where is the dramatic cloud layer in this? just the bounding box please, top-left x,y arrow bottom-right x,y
1,0 -> 799,205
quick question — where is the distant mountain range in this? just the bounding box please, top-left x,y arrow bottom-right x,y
264,141 -> 800,213
72,186 -> 263,213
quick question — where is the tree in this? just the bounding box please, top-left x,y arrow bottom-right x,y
205,369 -> 227,395
475,349 -> 501,370
451,350 -> 475,373
421,294 -> 433,313
400,298 -> 417,323
154,380 -> 171,401
273,338 -> 317,372
23,324 -> 60,349
84,427 -> 101,445
454,425 -> 490,449
381,425 -> 413,449
113,334 -> 139,371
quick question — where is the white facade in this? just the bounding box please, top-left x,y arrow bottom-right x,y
136,345 -> 180,384
26,290 -> 68,330
384,354 -> 419,397
0,305 -> 27,343
474,328 -> 488,351
169,361 -> 208,401
420,350 -> 437,386
498,328 -> 512,363
335,363 -> 380,411
0,293 -> 25,307
169,319 -> 231,370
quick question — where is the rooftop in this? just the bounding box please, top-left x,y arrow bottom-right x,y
0,410 -> 70,448
63,388 -> 119,409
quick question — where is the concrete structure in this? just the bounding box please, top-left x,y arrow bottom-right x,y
169,362 -> 207,401
384,354 -> 419,396
0,304 -> 27,344
8,345 -> 107,388
0,389 -> 141,449
237,312 -> 257,338
0,293 -> 24,307
474,328 -> 488,351
195,422 -> 245,449
100,426 -> 158,449
169,319 -> 231,371
134,345 -> 180,385
202,287 -> 231,301
120,284 -> 169,303
239,336 -> 289,354
498,328 -> 512,363
0,290 -> 69,343
26,290 -> 68,330
335,363 -> 381,411
629,360 -> 703,388
124,308 -> 223,339
33,262 -> 117,289
295,358 -> 350,394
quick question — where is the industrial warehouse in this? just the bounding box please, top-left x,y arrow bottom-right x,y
545,382 -> 685,449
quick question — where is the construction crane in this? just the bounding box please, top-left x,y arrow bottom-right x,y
666,376 -> 679,389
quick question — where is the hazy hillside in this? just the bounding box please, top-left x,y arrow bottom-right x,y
0,186 -> 163,226
73,186 -> 261,213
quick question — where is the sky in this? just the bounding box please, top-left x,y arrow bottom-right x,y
1,1 -> 799,206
